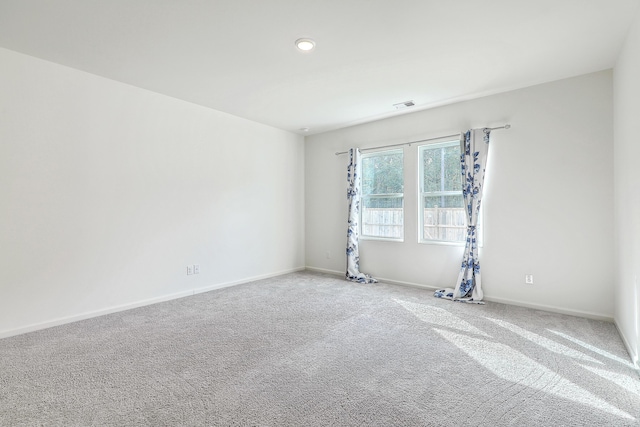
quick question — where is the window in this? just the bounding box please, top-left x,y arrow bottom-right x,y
361,149 -> 404,240
419,141 -> 468,243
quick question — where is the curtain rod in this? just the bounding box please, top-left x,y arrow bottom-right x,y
334,124 -> 511,156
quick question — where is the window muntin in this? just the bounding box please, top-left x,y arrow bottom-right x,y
361,149 -> 404,240
419,141 -> 468,244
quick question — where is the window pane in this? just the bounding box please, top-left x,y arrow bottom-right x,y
362,152 -> 403,195
362,197 -> 403,239
423,194 -> 463,208
422,144 -> 461,193
423,195 -> 466,242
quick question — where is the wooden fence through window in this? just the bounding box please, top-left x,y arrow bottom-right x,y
362,207 -> 466,241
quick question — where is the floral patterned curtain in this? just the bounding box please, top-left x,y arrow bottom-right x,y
435,128 -> 490,303
346,148 -> 377,283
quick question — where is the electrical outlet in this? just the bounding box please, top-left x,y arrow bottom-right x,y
525,274 -> 534,285
187,265 -> 194,276
194,264 -> 200,274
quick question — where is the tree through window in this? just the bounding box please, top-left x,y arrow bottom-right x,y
361,149 -> 404,240
419,141 -> 467,243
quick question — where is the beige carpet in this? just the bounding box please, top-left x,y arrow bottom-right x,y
1,271 -> 639,426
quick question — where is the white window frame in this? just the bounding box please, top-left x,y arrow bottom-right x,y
418,140 -> 483,246
360,148 -> 404,242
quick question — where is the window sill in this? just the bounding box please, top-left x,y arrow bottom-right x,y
419,239 -> 464,247
418,239 -> 484,248
361,236 -> 404,243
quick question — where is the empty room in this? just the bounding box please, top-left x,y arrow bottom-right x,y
1,1 -> 639,425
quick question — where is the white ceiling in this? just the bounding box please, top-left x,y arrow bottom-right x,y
0,0 -> 638,135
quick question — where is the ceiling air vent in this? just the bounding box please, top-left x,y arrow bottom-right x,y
393,100 -> 415,110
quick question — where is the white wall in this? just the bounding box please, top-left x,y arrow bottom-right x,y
306,71 -> 614,319
0,48 -> 305,337
614,10 -> 640,367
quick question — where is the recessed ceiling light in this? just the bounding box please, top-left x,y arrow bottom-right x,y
299,127 -> 310,132
295,38 -> 315,52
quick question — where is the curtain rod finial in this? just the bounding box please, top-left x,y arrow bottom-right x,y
504,124 -> 511,129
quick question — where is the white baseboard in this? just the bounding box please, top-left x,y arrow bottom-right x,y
303,267 -> 438,293
366,277 -> 613,323
373,276 -> 440,292
305,266 -> 613,321
482,295 -> 613,322
192,267 -> 305,295
0,289 -> 192,340
304,266 -> 343,277
0,266 -> 306,340
2,265 -> 618,345
614,318 -> 639,372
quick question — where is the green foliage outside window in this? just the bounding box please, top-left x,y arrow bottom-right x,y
422,144 -> 461,193
362,151 -> 403,209
420,141 -> 468,243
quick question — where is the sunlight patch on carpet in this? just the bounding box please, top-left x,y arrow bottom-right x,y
548,330 -> 635,369
434,328 -> 635,421
578,364 -> 640,398
393,299 -> 490,337
486,318 -> 602,364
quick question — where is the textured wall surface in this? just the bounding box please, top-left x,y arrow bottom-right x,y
306,71 -> 614,319
0,48 -> 305,337
614,9 -> 640,366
